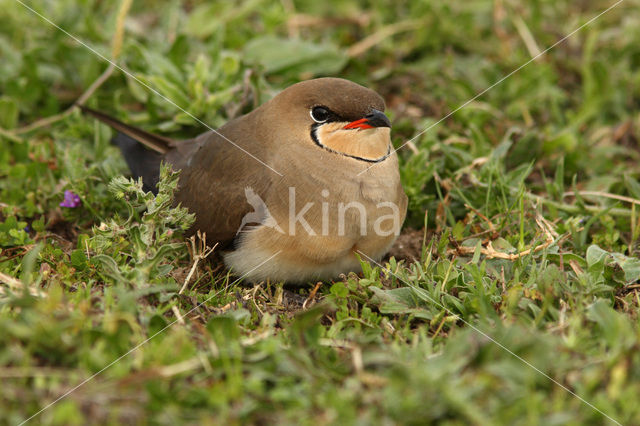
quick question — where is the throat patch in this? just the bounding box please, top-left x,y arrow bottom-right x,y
310,124 -> 391,163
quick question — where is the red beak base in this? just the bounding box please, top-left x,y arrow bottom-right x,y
343,118 -> 374,130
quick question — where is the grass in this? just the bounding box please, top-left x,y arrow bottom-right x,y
1,0 -> 640,424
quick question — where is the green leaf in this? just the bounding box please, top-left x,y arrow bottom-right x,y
243,36 -> 347,76
370,287 -> 433,320
547,253 -> 587,268
0,216 -> 32,247
145,76 -> 190,110
70,249 -> 88,271
0,96 -> 18,129
624,175 -> 640,200
330,282 -> 349,298
586,245 -> 640,285
91,254 -> 126,284
586,244 -> 609,267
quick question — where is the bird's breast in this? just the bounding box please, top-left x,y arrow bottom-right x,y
224,151 -> 406,283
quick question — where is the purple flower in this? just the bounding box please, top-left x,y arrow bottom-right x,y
60,190 -> 81,208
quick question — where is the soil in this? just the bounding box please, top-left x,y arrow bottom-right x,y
386,227 -> 425,264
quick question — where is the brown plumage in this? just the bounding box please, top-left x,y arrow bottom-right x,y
82,78 -> 407,283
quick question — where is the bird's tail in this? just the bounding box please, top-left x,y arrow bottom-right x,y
78,105 -> 173,193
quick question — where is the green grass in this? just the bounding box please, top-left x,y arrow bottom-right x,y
2,0 -> 640,424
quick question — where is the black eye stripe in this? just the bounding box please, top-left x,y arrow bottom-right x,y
310,105 -> 374,124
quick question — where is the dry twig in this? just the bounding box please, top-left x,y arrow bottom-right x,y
347,19 -> 422,57
562,190 -> 640,206
302,281 -> 323,309
0,272 -> 44,297
179,231 -> 217,295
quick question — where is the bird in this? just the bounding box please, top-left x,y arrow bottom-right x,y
80,77 -> 407,283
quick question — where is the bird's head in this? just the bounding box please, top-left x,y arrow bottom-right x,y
263,78 -> 392,163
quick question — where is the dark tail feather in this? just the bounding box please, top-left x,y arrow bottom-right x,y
113,132 -> 162,194
78,105 -> 173,194
78,105 -> 172,154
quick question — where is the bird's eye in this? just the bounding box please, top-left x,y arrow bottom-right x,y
310,106 -> 330,123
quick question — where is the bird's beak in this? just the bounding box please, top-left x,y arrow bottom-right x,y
343,109 -> 391,130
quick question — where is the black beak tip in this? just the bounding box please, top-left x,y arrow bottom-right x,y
365,109 -> 391,128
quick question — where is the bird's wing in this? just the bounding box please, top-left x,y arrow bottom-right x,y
80,105 -> 274,245
169,116 -> 275,245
